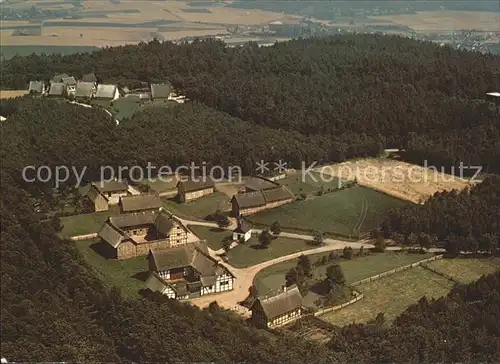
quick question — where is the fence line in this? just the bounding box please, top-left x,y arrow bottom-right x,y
313,254 -> 444,318
314,290 -> 364,317
70,233 -> 98,241
420,262 -> 461,284
350,254 -> 443,287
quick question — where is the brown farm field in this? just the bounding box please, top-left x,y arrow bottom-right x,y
1,1 -> 295,47
369,11 -> 500,33
0,90 -> 28,99
315,158 -> 471,204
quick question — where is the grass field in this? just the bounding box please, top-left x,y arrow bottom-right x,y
249,186 -> 409,238
426,258 -> 500,284
162,192 -> 231,220
320,266 -> 455,326
278,171 -> 343,196
60,211 -> 112,237
187,225 -> 232,251
254,251 -> 434,296
75,239 -> 149,298
227,236 -> 314,268
186,224 -> 315,266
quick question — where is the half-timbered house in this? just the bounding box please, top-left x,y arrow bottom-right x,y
231,186 -> 294,216
146,241 -> 235,299
251,285 -> 303,329
177,178 -> 215,203
98,210 -> 190,259
85,180 -> 129,212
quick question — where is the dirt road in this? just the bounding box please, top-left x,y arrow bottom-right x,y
181,217 -> 371,313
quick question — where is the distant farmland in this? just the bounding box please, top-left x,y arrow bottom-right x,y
0,45 -> 99,60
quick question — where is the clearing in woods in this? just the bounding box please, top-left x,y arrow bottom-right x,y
426,258 -> 500,284
315,158 -> 471,204
249,185 -> 409,238
319,266 -> 455,326
254,251 -> 434,298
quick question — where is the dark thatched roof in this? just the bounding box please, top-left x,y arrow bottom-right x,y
119,194 -> 162,213
231,191 -> 266,209
244,176 -> 278,191
91,180 -> 128,193
234,219 -> 252,234
98,222 -> 125,248
178,178 -> 215,193
62,76 -> 77,86
95,84 -> 117,99
150,83 -> 172,99
52,73 -> 69,83
82,72 -> 97,82
148,241 -> 212,272
262,186 -> 294,203
48,82 -> 65,96
29,81 -> 44,93
75,81 -> 95,98
253,285 -> 303,319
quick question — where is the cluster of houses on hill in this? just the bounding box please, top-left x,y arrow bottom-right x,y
86,178 -> 303,328
28,72 -> 186,104
91,184 -> 235,300
176,175 -> 295,217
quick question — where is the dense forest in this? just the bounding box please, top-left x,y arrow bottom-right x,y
1,91 -> 499,363
1,35 -> 500,361
2,36 -> 500,173
381,176 -> 500,254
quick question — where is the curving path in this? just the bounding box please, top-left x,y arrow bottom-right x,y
176,216 -> 445,314
181,216 -> 372,313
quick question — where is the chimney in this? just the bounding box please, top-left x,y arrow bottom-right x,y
282,285 -> 287,293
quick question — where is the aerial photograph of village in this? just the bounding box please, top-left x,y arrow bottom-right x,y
1,0 -> 499,362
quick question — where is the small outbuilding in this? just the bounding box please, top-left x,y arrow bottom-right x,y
251,285 -> 303,329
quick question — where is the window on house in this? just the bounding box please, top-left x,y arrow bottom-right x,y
220,281 -> 229,285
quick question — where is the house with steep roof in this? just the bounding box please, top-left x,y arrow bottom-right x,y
75,81 -> 97,100
233,217 -> 252,242
231,186 -> 294,216
251,285 -> 303,328
177,178 -> 215,203
28,81 -> 45,95
244,176 -> 279,192
51,73 -> 69,83
98,210 -> 190,259
95,84 -> 120,100
85,180 -> 129,212
48,82 -> 66,97
150,83 -> 173,100
119,194 -> 162,214
82,72 -> 97,83
62,76 -> 77,96
146,241 -> 235,299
